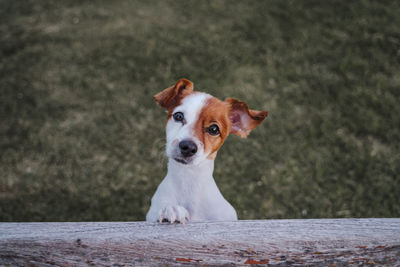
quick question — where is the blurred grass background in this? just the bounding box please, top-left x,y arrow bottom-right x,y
1,0 -> 399,221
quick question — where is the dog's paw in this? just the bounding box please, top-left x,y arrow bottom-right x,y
158,205 -> 190,224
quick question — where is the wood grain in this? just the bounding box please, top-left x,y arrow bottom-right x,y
1,219 -> 399,266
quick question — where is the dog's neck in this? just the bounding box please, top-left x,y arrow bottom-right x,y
167,158 -> 215,181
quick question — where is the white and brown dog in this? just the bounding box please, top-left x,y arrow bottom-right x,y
146,78 -> 268,223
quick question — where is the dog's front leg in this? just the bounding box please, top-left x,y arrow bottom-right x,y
146,178 -> 190,224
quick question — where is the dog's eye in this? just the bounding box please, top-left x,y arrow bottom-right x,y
173,112 -> 184,122
207,124 -> 220,136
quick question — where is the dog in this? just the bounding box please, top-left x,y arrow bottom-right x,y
146,78 -> 268,223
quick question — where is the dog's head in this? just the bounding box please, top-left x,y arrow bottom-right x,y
154,78 -> 268,165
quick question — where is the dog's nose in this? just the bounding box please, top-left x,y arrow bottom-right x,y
179,140 -> 198,157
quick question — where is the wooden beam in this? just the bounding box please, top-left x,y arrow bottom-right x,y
1,219 -> 399,266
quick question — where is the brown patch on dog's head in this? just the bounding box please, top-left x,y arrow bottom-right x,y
154,78 -> 194,118
194,97 -> 231,160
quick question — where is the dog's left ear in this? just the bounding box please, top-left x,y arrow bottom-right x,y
154,78 -> 194,109
225,98 -> 268,138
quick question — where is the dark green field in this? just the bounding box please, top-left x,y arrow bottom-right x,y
1,0 -> 399,221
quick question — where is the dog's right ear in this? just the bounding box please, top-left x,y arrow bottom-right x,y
154,78 -> 194,109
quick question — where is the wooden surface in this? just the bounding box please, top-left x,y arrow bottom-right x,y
1,219 -> 399,266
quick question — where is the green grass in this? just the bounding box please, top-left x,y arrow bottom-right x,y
1,0 -> 399,221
